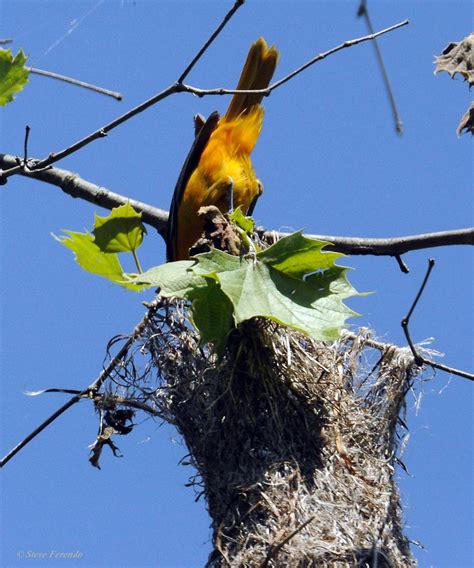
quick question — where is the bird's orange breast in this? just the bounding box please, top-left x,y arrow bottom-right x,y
173,108 -> 264,261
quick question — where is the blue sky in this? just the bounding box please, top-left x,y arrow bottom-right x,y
1,1 -> 472,567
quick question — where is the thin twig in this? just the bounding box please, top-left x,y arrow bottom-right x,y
23,125 -> 31,165
342,329 -> 474,383
180,19 -> 409,100
403,259 -> 435,339
401,259 -> 474,381
177,0 -> 245,83
91,395 -> 160,416
395,254 -> 410,273
0,18 -> 408,184
269,19 -> 408,92
0,299 -> 161,468
357,0 -> 403,134
25,388 -> 82,396
28,67 -> 123,100
422,359 -> 473,381
0,394 -> 84,468
0,82 -> 178,181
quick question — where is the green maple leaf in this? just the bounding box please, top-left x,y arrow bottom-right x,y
0,49 -> 29,106
93,203 -> 146,253
188,278 -> 235,355
135,260 -> 202,295
54,230 -> 145,292
135,260 -> 234,354
57,204 -> 148,290
193,233 -> 357,341
133,231 -> 359,350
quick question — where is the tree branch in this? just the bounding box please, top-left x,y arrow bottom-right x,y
343,329 -> 473,382
0,153 -> 169,236
179,19 -> 409,100
28,67 -> 123,100
1,154 -> 472,257
401,260 -> 474,382
0,16 -> 408,183
270,228 -> 474,256
357,0 -> 403,134
177,0 -> 244,83
0,298 -> 162,468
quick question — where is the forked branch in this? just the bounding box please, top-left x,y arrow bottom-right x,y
401,260 -> 474,381
0,2 -> 408,183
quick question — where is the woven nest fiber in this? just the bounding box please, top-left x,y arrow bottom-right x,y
100,298 -> 421,567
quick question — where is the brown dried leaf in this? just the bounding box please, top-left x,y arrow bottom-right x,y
457,102 -> 474,136
434,33 -> 474,86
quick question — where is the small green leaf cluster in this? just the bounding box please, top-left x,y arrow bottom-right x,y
55,203 -> 148,291
0,49 -> 29,106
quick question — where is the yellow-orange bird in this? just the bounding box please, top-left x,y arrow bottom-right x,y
167,38 -> 279,261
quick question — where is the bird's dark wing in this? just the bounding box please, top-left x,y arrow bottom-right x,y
166,111 -> 220,261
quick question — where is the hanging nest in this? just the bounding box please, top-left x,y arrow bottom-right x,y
96,297 -> 424,567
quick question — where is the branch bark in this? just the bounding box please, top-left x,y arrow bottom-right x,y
273,228 -> 474,256
28,67 -> 123,100
0,153 -> 169,236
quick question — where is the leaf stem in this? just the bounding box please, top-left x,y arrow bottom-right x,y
132,249 -> 143,274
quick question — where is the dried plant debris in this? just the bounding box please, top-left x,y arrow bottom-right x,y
89,403 -> 135,469
434,33 -> 473,136
435,33 -> 474,85
457,101 -> 474,135
189,206 -> 244,257
92,297 -> 423,565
